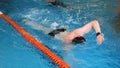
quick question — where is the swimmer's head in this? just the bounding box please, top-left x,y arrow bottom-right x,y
72,36 -> 86,44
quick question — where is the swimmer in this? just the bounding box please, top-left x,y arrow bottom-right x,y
47,0 -> 66,7
23,19 -> 104,45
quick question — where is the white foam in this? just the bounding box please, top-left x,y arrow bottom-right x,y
51,22 -> 59,27
51,22 -> 59,29
0,11 -> 3,15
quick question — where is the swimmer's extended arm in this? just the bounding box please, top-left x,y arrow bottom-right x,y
90,20 -> 104,44
78,20 -> 101,34
79,20 -> 104,44
22,18 -> 51,34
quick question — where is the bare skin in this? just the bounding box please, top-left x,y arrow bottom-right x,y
63,20 -> 104,45
23,19 -> 104,45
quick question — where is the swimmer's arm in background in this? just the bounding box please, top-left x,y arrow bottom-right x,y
22,18 -> 51,34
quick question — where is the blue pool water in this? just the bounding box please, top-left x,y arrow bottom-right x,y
0,0 -> 120,68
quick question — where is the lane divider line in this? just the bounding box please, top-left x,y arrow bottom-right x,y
0,11 -> 70,68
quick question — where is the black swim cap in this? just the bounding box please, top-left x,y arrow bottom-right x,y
48,28 -> 66,37
57,28 -> 66,32
72,36 -> 86,44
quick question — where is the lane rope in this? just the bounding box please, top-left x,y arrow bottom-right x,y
0,11 -> 70,68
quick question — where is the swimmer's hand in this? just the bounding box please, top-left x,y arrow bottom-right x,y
96,34 -> 104,45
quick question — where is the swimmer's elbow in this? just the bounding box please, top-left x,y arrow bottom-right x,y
92,20 -> 99,25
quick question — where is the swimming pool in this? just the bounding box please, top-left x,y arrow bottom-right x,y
0,0 -> 120,68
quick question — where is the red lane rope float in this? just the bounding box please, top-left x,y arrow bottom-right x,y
0,11 -> 70,68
